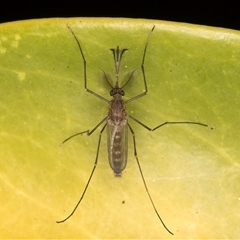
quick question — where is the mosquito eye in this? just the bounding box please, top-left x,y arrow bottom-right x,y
121,90 -> 125,96
110,89 -> 114,96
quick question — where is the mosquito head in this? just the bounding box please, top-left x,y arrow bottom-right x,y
110,46 -> 128,88
110,88 -> 125,97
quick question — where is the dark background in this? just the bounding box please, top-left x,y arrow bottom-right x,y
1,0 -> 240,31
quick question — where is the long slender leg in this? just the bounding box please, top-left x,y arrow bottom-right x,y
61,117 -> 107,145
125,26 -> 155,104
57,122 -> 107,223
129,114 -> 214,131
128,123 -> 174,235
67,25 -> 109,103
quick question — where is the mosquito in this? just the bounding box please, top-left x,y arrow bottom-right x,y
57,25 -> 213,235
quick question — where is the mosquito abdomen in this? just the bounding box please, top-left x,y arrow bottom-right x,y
107,124 -> 128,176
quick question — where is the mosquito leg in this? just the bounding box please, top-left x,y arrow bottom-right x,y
128,123 -> 174,235
129,114 -> 214,131
57,122 -> 107,223
61,117 -> 107,145
125,26 -> 155,104
67,25 -> 109,103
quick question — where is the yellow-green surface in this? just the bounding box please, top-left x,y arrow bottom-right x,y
0,18 -> 239,238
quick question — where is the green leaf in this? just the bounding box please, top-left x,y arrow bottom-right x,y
0,18 -> 239,238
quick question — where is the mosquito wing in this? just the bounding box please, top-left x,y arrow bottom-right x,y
107,123 -> 128,176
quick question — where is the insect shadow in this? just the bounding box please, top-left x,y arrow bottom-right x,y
57,25 -> 213,235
